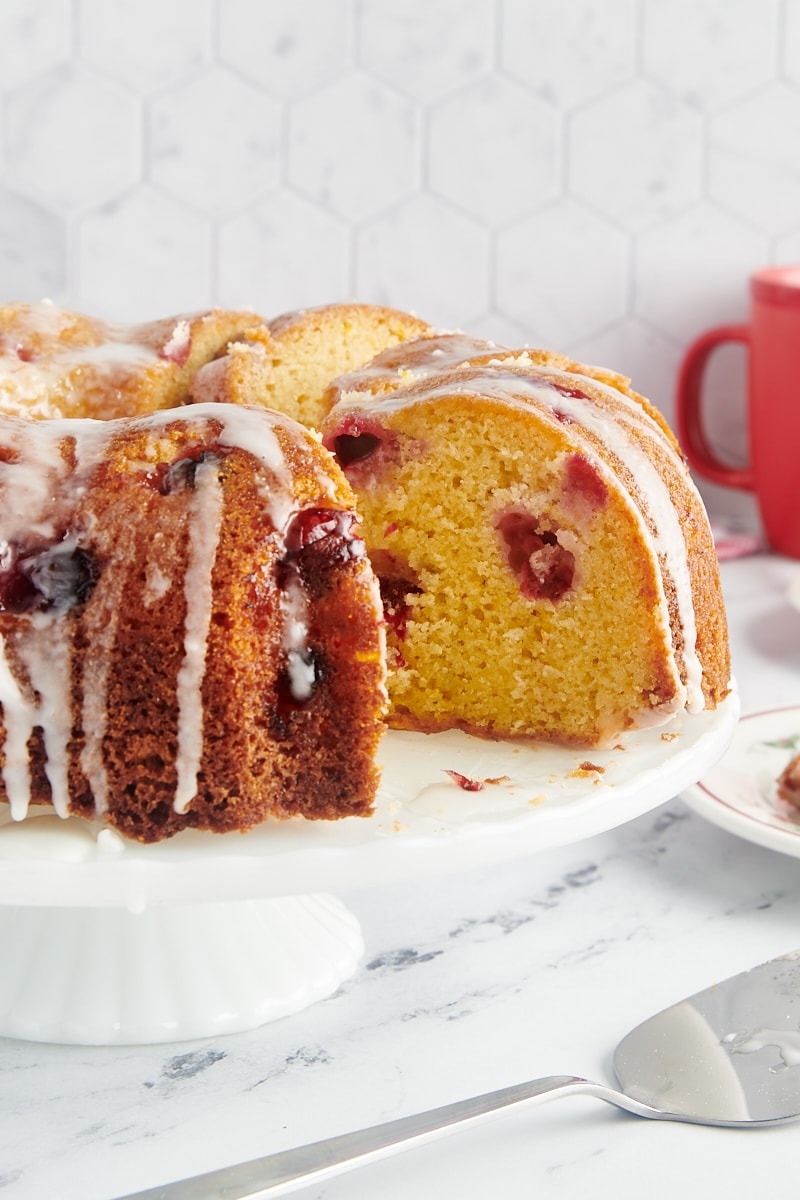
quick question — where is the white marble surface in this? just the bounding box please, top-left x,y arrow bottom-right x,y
1,551 -> 800,1199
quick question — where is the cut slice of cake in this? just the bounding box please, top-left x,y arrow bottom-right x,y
322,350 -> 730,747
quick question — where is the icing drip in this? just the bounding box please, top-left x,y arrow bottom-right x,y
18,615 -> 72,818
0,638 -> 33,820
173,458 -> 224,815
208,402 -> 287,475
281,576 -> 314,702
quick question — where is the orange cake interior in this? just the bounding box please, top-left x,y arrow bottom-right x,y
322,349 -> 730,746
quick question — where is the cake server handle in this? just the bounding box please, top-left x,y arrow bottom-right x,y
113,1075 -> 640,1200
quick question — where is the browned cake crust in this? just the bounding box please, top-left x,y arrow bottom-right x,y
0,404 -> 386,841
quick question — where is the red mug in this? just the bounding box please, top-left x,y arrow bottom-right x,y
676,264 -> 800,558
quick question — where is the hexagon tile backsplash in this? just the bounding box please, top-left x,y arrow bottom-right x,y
1,0 -> 797,526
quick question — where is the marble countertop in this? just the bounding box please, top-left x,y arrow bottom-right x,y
3,551 -> 800,1200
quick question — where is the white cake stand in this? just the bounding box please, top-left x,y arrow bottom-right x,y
0,690 -> 739,1045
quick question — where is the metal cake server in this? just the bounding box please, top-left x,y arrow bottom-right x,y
117,952 -> 800,1200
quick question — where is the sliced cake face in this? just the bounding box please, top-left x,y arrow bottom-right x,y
188,302 -> 434,429
0,302 -> 265,421
323,363 -> 730,747
0,403 -> 386,841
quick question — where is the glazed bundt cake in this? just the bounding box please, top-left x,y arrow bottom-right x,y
321,342 -> 730,747
188,302 -> 433,428
0,301 -> 264,421
0,403 -> 386,841
0,296 -> 731,826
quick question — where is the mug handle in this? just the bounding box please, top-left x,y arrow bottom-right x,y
675,324 -> 755,491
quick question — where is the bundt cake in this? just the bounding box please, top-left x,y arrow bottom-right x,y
321,340 -> 730,747
0,402 -> 386,841
0,296 -> 731,823
0,301 -> 265,421
188,302 -> 433,428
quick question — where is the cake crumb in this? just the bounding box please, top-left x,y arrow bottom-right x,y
444,769 -> 484,791
778,753 -> 800,808
570,761 -> 605,778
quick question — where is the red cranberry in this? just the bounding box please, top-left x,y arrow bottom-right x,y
325,414 -> 394,483
280,508 -> 365,599
145,447 -> 227,495
284,508 -> 365,563
565,453 -> 607,509
285,507 -> 356,551
444,770 -> 485,791
0,542 -> 98,614
334,431 -> 381,466
379,575 -> 421,640
495,510 -> 574,602
552,380 -> 591,401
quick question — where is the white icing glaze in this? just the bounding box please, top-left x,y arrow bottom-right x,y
0,309 -> 163,421
203,402 -> 287,476
281,573 -> 314,703
329,332 -> 499,401
173,458 -> 224,815
18,614 -> 72,818
0,637 -> 34,820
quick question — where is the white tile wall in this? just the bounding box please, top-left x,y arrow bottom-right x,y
0,0 -> 796,526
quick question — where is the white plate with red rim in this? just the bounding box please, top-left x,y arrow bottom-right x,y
683,706 -> 800,857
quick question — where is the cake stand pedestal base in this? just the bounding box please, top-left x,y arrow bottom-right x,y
0,894 -> 363,1045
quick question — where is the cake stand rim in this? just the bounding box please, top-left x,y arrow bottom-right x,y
0,687 -> 740,910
